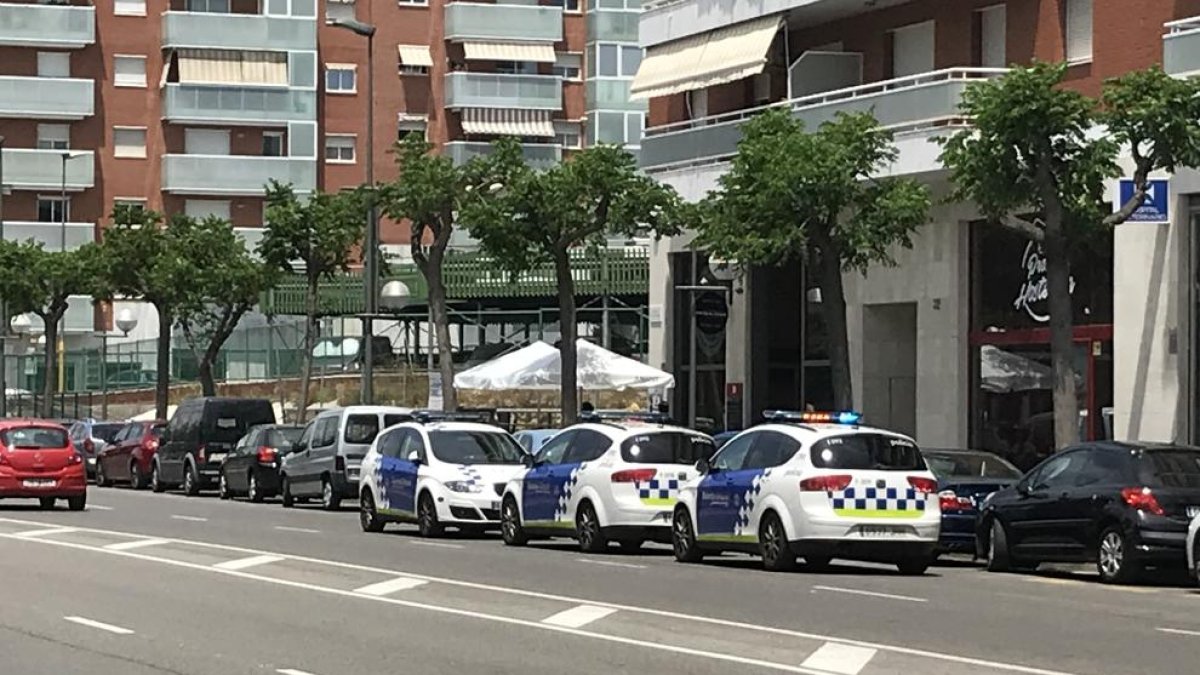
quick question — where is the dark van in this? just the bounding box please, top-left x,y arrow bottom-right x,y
153,397 -> 275,495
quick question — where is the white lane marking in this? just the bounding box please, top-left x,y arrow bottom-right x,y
575,558 -> 646,570
88,505 -> 114,511
213,554 -> 285,571
15,527 -> 76,538
542,604 -> 618,629
813,585 -> 928,603
104,538 -> 171,552
1157,627 -> 1200,637
354,577 -> 429,596
277,669 -> 319,675
274,526 -> 320,534
0,516 -> 1074,675
64,616 -> 135,635
801,643 -> 878,675
406,539 -> 464,549
170,515 -> 207,522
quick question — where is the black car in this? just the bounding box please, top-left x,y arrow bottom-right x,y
153,397 -> 276,495
976,442 -> 1200,583
924,448 -> 1022,555
219,424 -> 303,502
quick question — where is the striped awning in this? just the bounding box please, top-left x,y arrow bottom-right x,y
462,108 -> 554,137
630,16 -> 780,100
462,41 -> 556,63
177,49 -> 288,86
397,44 -> 433,67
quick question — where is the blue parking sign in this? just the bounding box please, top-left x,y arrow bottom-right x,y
1118,179 -> 1168,222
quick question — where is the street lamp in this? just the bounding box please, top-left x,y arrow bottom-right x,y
57,151 -> 87,396
97,309 -> 138,419
329,17 -> 379,404
0,134 -> 6,417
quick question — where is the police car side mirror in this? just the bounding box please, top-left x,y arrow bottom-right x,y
695,458 -> 711,475
522,453 -> 536,468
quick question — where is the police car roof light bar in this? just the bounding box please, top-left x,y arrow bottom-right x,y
579,411 -> 675,426
413,410 -> 491,424
763,410 -> 863,425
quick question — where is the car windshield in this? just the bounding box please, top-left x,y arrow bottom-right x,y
268,428 -> 302,448
2,427 -> 68,449
428,430 -> 524,464
93,424 -> 124,442
1139,448 -> 1200,488
345,415 -> 381,444
621,431 -> 715,464
810,433 -> 927,471
924,451 -> 1021,479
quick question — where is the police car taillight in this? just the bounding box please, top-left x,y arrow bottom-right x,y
907,477 -> 937,494
799,475 -> 852,491
611,468 -> 656,483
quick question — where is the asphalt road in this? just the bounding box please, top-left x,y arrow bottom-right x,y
1,486 -> 1197,675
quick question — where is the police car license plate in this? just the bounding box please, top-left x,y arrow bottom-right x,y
859,526 -> 904,538
1187,506 -> 1200,519
22,479 -> 55,488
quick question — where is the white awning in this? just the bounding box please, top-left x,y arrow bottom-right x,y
630,16 -> 781,100
462,108 -> 554,137
397,44 -> 433,67
177,49 -> 287,86
462,41 -> 557,63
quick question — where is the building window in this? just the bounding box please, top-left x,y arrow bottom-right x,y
554,53 -> 582,81
326,0 -> 355,22
890,20 -> 936,78
114,0 -> 147,16
263,131 -> 285,157
593,43 -> 641,78
1065,0 -> 1093,64
687,89 -> 708,120
185,199 -> 231,220
554,122 -> 582,149
591,110 -> 643,147
186,0 -> 230,12
496,61 -> 538,75
325,135 -> 356,163
549,0 -> 580,11
400,64 -> 429,75
977,5 -> 1007,68
37,197 -> 70,224
114,199 -> 146,216
396,0 -> 428,6
37,124 -> 70,151
397,118 -> 427,142
37,51 -> 70,78
113,127 -> 147,159
325,65 -> 357,93
114,55 -> 147,88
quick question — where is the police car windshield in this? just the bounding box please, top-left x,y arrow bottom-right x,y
810,433 -> 926,471
428,430 -> 525,464
621,431 -> 715,464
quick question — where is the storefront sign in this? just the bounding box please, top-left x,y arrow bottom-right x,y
1118,179 -> 1169,222
1013,241 -> 1076,323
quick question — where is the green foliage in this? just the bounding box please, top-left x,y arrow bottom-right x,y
101,208 -> 196,310
1100,65 -> 1200,182
173,215 -> 274,335
0,240 -> 104,321
260,181 -> 365,282
382,133 -> 480,258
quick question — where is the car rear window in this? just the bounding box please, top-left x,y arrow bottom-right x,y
345,415 -> 380,444
810,434 -> 926,471
2,427 -> 69,449
93,424 -> 123,442
924,451 -> 1021,479
268,428 -> 302,448
1139,449 -> 1200,488
620,432 -> 715,464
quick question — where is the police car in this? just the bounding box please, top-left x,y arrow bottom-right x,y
671,411 -> 940,574
358,415 -> 527,536
499,413 -> 717,553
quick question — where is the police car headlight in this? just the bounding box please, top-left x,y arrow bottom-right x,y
443,481 -> 482,493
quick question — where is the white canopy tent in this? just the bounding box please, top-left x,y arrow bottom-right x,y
453,340 -> 675,392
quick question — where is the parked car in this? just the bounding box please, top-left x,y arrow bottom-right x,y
977,442 -> 1200,583
513,428 -> 558,454
0,420 -> 86,510
105,369 -> 158,390
95,420 -> 166,489
281,406 -> 416,510
923,448 -> 1022,556
1188,513 -> 1200,586
67,419 -> 124,479
219,424 -> 303,502
153,397 -> 276,495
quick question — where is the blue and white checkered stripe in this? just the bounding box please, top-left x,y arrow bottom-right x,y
373,460 -> 389,510
831,486 -> 926,512
552,463 -> 587,523
456,465 -> 484,489
733,469 -> 771,538
637,478 -> 680,502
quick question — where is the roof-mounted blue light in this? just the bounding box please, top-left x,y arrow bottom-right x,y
763,410 -> 863,425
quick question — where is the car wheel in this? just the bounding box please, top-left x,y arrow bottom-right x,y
130,462 -> 146,490
321,478 -> 341,511
281,477 -> 294,508
1098,526 -> 1142,584
248,471 -> 264,504
618,539 -> 644,553
576,502 -> 608,553
218,471 -> 230,500
671,507 -> 704,563
500,496 -> 527,546
38,497 -> 55,510
805,555 -> 832,572
986,519 -> 1012,573
897,557 -> 931,576
67,495 -> 86,512
758,512 -> 796,572
95,461 -> 111,488
360,490 -> 385,533
150,462 -> 165,493
417,492 -> 443,537
182,463 -> 200,496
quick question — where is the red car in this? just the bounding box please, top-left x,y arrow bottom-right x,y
95,420 -> 166,490
0,420 -> 87,510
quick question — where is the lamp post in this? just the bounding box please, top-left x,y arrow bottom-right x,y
330,17 -> 379,405
10,313 -> 34,414
58,151 -> 86,396
0,134 -> 6,417
99,309 -> 139,419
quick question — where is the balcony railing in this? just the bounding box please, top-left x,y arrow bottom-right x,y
0,76 -> 94,120
0,2 -> 95,48
163,84 -> 316,125
444,72 -> 562,110
162,155 -> 316,195
3,222 -> 95,251
161,11 -> 315,51
1,149 -> 95,191
640,67 -> 1007,172
1165,17 -> 1200,76
444,3 -> 562,43
445,141 -> 561,169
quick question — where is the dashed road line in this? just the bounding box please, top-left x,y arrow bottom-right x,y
354,577 -> 428,596
15,527 -> 77,538
170,515 -> 208,522
213,554 -> 285,571
274,526 -> 321,534
104,538 -> 171,551
542,604 -> 618,629
64,616 -> 135,635
801,642 -> 878,675
88,505 -> 114,511
1157,627 -> 1200,637
277,669 -> 319,675
813,585 -> 928,603
406,540 -> 464,550
574,558 -> 646,570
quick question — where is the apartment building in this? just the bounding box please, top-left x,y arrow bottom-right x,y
635,0 -> 1200,450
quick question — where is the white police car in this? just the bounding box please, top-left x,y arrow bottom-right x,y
499,413 -> 717,553
358,417 -> 527,536
1188,512 -> 1200,586
671,411 -> 941,574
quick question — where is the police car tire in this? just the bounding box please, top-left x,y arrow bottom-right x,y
672,507 -> 704,563
986,519 -> 1011,573
417,492 -> 443,537
360,490 -> 385,533
501,496 -> 528,546
758,513 -> 796,572
576,502 -> 608,553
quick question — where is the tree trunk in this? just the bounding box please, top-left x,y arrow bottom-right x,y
197,358 -> 215,397
154,306 -> 171,419
813,234 -> 853,410
198,307 -> 245,398
297,275 -> 319,422
1043,227 -> 1080,449
553,248 -> 579,424
39,310 -> 59,418
426,252 -> 458,412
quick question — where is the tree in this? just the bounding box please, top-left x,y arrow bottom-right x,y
695,108 -> 930,410
940,62 -> 1200,448
0,241 -> 106,416
173,215 -> 276,397
465,141 -> 683,423
260,182 -> 364,419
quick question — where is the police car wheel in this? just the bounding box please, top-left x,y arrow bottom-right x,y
576,502 -> 608,553
360,490 -> 385,533
501,496 -> 528,546
672,508 -> 704,563
417,493 -> 443,537
758,513 -> 796,572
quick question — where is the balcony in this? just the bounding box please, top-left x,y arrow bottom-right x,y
161,11 -> 315,52
161,154 -> 316,196
587,79 -> 645,111
0,2 -> 95,48
3,222 -> 95,251
445,72 -> 562,110
1,149 -> 95,191
444,3 -> 562,43
1165,17 -> 1200,77
163,84 -> 316,125
445,141 -> 561,169
0,76 -> 94,120
587,10 -> 638,43
640,68 -> 1005,173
